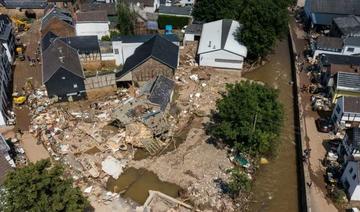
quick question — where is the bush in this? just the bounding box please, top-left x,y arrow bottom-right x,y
158,15 -> 190,29
101,35 -> 111,41
227,168 -> 251,198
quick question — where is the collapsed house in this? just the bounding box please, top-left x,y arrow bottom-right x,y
112,75 -> 175,154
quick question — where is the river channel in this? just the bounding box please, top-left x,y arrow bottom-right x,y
243,39 -> 299,212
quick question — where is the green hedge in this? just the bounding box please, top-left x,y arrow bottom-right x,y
158,15 -> 190,29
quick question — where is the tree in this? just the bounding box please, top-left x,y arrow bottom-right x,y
236,0 -> 289,59
0,159 -> 89,212
192,0 -> 239,22
117,1 -> 136,35
209,81 -> 283,156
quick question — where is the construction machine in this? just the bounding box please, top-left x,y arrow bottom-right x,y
16,46 -> 25,61
11,17 -> 30,32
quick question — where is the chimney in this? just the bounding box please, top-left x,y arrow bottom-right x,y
208,41 -> 211,47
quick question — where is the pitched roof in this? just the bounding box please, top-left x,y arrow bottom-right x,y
147,75 -> 175,110
42,39 -> 84,83
0,134 -> 9,154
0,154 -> 12,184
76,11 -> 109,22
0,15 -> 12,42
158,5 -> 192,16
316,36 -> 343,50
125,0 -> 154,7
41,31 -> 58,51
1,0 -> 48,8
40,18 -> 75,38
41,6 -> 72,30
185,23 -> 202,35
335,72 -> 360,92
116,35 -> 179,78
333,16 -> 360,36
80,2 -> 117,16
308,0 -> 360,15
112,34 -> 179,43
343,96 -> 360,113
198,19 -> 247,57
59,36 -> 100,54
344,37 -> 360,47
320,54 -> 360,66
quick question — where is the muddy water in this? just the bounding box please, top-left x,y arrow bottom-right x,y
243,40 -> 299,211
106,167 -> 181,204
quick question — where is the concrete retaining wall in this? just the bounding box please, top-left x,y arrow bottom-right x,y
288,25 -> 311,212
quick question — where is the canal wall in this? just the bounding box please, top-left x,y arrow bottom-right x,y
288,25 -> 311,212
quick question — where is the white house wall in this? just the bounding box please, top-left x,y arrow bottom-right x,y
101,52 -> 115,61
343,45 -> 360,55
184,34 -> 194,42
76,23 -> 110,39
314,46 -> 360,58
2,43 -> 13,64
178,0 -> 194,6
199,50 -> 244,69
341,162 -> 360,201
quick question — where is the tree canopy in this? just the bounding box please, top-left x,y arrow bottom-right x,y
236,0 -> 289,58
209,81 -> 283,156
192,0 -> 292,59
192,0 -> 239,22
0,159 -> 89,212
117,1 -> 136,35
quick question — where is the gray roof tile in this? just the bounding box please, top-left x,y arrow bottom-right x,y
42,39 -> 84,83
309,0 -> 360,15
116,35 -> 179,78
336,72 -> 360,92
76,11 -> 109,22
158,5 -> 192,16
148,75 -> 175,110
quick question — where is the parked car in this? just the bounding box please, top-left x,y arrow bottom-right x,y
315,118 -> 334,133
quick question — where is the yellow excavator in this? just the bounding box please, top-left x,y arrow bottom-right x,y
10,17 -> 30,32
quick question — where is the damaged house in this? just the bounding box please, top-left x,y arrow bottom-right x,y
116,35 -> 179,86
112,75 -> 175,149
